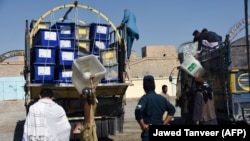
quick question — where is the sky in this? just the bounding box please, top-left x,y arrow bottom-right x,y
0,0 -> 249,57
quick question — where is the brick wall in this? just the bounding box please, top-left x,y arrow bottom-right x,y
141,45 -> 177,58
129,45 -> 179,78
0,61 -> 23,77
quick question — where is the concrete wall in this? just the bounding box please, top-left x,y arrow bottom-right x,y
129,45 -> 179,78
0,76 -> 25,100
0,57 -> 25,100
125,77 -> 177,98
0,59 -> 23,77
0,64 -> 23,76
141,45 -> 177,58
129,57 -> 179,78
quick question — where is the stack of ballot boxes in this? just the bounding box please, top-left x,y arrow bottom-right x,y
31,28 -> 58,83
51,22 -> 79,84
89,23 -> 110,55
100,48 -> 120,83
75,24 -> 91,56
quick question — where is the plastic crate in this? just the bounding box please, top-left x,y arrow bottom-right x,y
75,24 -> 90,40
51,22 -> 75,38
59,38 -> 75,49
54,80 -> 73,86
57,48 -> 78,66
100,48 -> 117,66
75,39 -> 91,55
101,64 -> 119,83
72,54 -> 106,94
33,29 -> 59,46
30,20 -> 51,32
57,68 -> 73,83
90,39 -> 109,55
32,45 -> 56,64
90,23 -> 110,40
101,78 -> 120,84
32,63 -> 55,83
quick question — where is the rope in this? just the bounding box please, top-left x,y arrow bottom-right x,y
38,12 -> 57,84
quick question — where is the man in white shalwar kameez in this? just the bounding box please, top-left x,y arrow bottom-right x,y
23,88 -> 71,141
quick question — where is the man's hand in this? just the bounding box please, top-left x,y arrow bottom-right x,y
141,123 -> 149,131
163,115 -> 173,125
195,121 -> 199,125
117,23 -> 125,29
194,53 -> 199,59
73,122 -> 83,134
90,74 -> 96,91
137,119 -> 150,131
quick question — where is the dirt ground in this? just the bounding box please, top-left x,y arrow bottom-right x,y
0,98 -> 181,141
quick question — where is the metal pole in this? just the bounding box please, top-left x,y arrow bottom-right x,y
244,0 -> 250,90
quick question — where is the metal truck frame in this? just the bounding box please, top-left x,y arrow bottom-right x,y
23,2 -> 130,139
173,30 -> 250,125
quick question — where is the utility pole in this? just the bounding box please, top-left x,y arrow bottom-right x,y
244,0 -> 250,90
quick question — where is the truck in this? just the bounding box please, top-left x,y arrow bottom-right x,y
23,1 -> 130,139
172,18 -> 250,124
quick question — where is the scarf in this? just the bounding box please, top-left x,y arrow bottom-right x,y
23,99 -> 53,141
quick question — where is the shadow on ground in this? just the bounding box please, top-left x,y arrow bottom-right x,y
12,117 -> 194,141
13,120 -> 25,141
13,120 -> 116,141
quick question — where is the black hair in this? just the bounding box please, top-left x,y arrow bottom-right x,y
192,30 -> 199,36
82,87 -> 92,97
201,28 -> 208,33
162,85 -> 167,90
143,75 -> 155,93
40,88 -> 54,98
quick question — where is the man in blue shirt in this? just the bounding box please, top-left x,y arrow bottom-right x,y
119,9 -> 139,86
120,9 -> 139,60
135,75 -> 176,141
